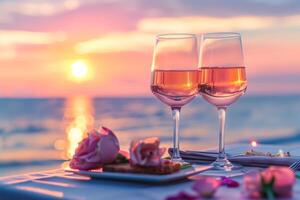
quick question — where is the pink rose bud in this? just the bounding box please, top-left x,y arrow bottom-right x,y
192,176 -> 220,198
261,166 -> 295,198
243,167 -> 295,199
130,137 -> 166,167
70,127 -> 120,170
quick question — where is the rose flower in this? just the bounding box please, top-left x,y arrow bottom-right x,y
70,127 -> 120,170
243,166 -> 295,199
130,137 -> 166,167
261,166 -> 295,198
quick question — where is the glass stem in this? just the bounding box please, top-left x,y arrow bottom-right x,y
217,107 -> 227,160
171,107 -> 181,160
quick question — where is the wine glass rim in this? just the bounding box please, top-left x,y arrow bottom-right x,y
203,32 -> 241,39
156,33 -> 197,39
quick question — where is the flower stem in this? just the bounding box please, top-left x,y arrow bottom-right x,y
265,187 -> 275,200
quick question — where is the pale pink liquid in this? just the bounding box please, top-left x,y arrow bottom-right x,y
200,67 -> 247,107
151,69 -> 200,108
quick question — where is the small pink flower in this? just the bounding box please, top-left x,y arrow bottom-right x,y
261,166 -> 295,198
243,171 -> 262,199
220,176 -> 240,188
130,137 -> 166,167
192,176 -> 220,198
243,167 -> 295,199
70,127 -> 120,170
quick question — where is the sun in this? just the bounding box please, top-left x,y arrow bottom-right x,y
71,60 -> 88,79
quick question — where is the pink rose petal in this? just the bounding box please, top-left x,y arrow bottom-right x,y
220,176 -> 240,188
165,191 -> 198,200
130,137 -> 166,167
70,127 -> 120,170
192,176 -> 220,198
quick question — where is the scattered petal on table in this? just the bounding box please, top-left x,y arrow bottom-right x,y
192,176 -> 220,198
165,191 -> 198,200
221,176 -> 240,188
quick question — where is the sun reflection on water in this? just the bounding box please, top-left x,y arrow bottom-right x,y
63,96 -> 94,159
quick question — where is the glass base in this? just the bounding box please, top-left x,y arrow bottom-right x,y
211,158 -> 242,171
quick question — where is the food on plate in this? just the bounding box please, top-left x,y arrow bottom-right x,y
104,137 -> 180,174
103,160 -> 180,175
69,128 -> 181,174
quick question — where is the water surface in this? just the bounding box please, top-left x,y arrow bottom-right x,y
0,95 -> 300,175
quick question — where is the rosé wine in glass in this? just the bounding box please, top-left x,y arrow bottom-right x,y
151,69 -> 200,108
200,66 -> 247,107
150,33 -> 199,163
199,32 -> 247,171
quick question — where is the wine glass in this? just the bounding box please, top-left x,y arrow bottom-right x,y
199,32 -> 247,170
151,33 -> 199,163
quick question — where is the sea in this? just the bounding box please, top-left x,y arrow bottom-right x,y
0,95 -> 300,176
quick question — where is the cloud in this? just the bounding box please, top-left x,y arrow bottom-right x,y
75,32 -> 154,54
0,30 -> 66,59
138,14 -> 300,34
0,0 -> 87,23
0,0 -> 80,17
0,30 -> 66,46
0,0 -> 142,36
138,0 -> 300,17
138,16 -> 276,33
75,14 -> 300,54
0,0 -> 122,24
2,0 -> 300,27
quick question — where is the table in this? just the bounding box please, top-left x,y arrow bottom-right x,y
1,144 -> 300,200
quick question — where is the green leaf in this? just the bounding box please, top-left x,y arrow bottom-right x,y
180,164 -> 192,170
114,153 -> 129,164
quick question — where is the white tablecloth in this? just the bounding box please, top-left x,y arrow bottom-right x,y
1,144 -> 300,200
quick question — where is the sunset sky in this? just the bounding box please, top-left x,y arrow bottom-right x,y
1,0 -> 300,97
